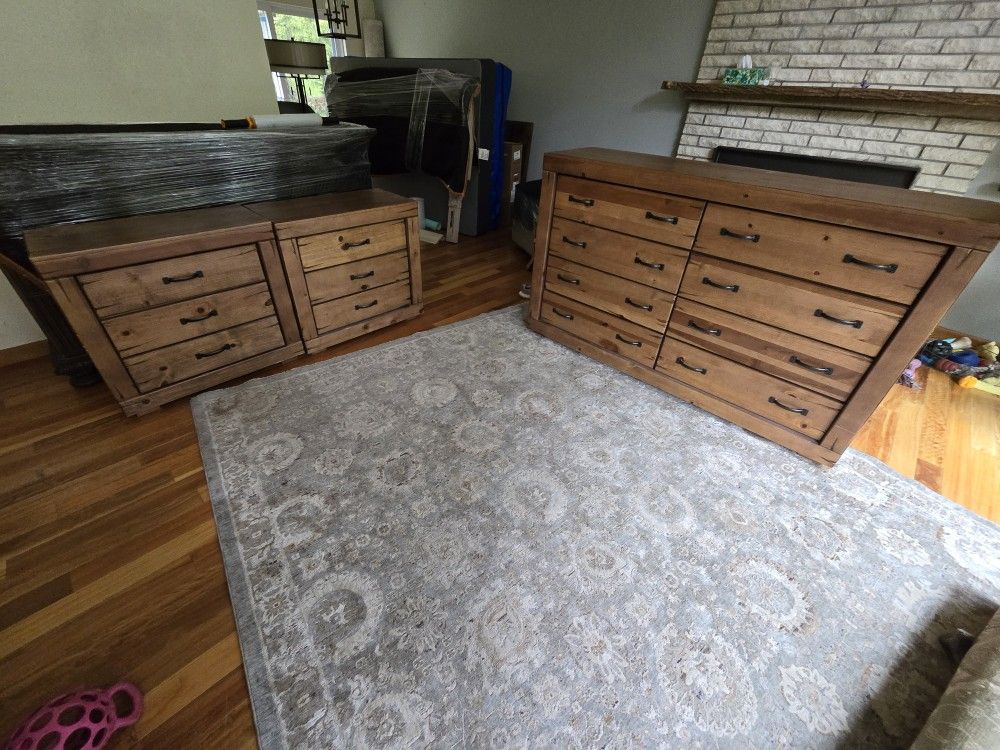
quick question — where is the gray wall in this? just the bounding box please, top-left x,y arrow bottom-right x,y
375,0 -> 715,180
943,144 -> 999,339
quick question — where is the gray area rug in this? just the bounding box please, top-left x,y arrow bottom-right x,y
192,305 -> 1000,749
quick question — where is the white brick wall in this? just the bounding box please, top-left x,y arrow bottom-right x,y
678,0 -> 1000,194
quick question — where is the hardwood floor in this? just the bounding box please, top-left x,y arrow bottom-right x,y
0,230 -> 997,746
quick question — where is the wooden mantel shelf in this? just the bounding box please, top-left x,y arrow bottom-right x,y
662,81 -> 1000,121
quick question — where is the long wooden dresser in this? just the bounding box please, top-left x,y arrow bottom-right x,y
526,148 -> 1000,465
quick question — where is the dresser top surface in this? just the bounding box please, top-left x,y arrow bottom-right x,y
244,189 -> 417,227
545,148 -> 1000,251
25,204 -> 272,261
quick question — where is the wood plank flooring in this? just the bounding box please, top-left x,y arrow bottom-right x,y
1,230 -> 997,746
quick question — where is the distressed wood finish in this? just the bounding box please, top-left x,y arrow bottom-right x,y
306,251 -> 410,304
548,216 -> 688,292
544,256 -> 675,332
124,317 -> 286,394
554,175 -> 705,248
246,191 -> 423,354
296,221 -> 408,272
79,245 -> 265,319
695,204 -> 947,305
679,255 -> 905,357
528,147 -> 999,464
313,281 -> 413,334
669,299 -> 871,402
539,291 -> 662,368
26,206 -> 302,415
656,337 -> 842,440
103,283 -> 275,357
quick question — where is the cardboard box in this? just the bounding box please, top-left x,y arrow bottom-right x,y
501,141 -> 523,227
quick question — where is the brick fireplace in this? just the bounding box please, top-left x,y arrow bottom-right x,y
676,0 -> 1000,195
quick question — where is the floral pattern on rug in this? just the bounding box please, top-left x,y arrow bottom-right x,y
192,305 -> 1000,749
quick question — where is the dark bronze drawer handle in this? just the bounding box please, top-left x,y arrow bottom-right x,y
568,195 -> 594,206
634,255 -> 664,271
350,269 -> 376,280
355,300 -> 379,310
688,320 -> 721,336
556,273 -> 581,285
719,227 -> 760,243
625,297 -> 653,311
814,309 -> 863,329
344,238 -> 371,249
676,356 -> 707,374
195,342 -> 235,359
646,210 -> 678,225
162,270 -> 204,284
769,395 -> 809,415
703,276 -> 740,293
843,254 -> 898,273
179,309 -> 218,325
615,333 -> 642,347
789,355 -> 834,375
562,236 -> 587,249
552,307 -> 574,320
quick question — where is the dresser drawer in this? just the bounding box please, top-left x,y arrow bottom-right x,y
657,337 -> 841,440
679,255 -> 905,357
296,220 -> 408,272
124,316 -> 285,393
549,216 -> 687,293
695,204 -> 947,305
545,256 -> 674,332
668,298 -> 871,401
554,176 -> 704,248
103,282 -> 275,358
306,250 -> 410,304
312,279 -> 412,333
540,291 -> 661,367
79,245 -> 265,318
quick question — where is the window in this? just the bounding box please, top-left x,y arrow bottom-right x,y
258,2 -> 344,116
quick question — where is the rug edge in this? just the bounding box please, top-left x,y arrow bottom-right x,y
190,396 -> 287,750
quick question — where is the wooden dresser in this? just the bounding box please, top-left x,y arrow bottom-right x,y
527,148 -> 1000,465
244,190 -> 422,353
27,205 -> 303,415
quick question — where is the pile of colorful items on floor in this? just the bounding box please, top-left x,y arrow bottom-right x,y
900,336 -> 1000,395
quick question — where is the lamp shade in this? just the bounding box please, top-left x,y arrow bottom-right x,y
264,39 -> 328,76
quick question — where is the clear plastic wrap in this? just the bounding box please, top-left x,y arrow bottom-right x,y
0,124 -> 374,243
326,69 -> 479,193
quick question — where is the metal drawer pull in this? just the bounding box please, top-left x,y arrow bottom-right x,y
615,334 -> 642,347
552,307 -> 574,320
675,356 -> 707,374
344,238 -> 371,249
843,254 -> 898,273
350,269 -> 376,280
195,342 -> 235,359
768,396 -> 809,416
556,273 -> 581,285
162,270 -> 204,284
719,227 -> 760,242
634,255 -> 664,270
702,276 -> 740,293
568,195 -> 594,206
814,309 -> 863,329
625,297 -> 653,311
179,309 -> 218,325
645,210 -> 678,224
562,236 -> 587,248
355,300 -> 379,310
688,320 -> 721,336
789,355 -> 834,375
